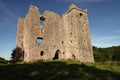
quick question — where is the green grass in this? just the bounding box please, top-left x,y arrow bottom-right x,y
0,60 -> 120,80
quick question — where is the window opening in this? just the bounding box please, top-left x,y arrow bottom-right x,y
62,41 -> 64,45
80,13 -> 83,17
72,54 -> 76,59
36,37 -> 43,45
40,16 -> 45,26
40,51 -> 44,56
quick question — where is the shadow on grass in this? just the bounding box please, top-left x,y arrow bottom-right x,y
0,61 -> 120,80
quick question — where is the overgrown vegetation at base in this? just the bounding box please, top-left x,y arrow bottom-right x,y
93,46 -> 120,62
10,46 -> 120,63
0,60 -> 120,80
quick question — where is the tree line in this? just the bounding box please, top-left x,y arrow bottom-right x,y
93,46 -> 120,62
0,46 -> 120,64
10,45 -> 120,62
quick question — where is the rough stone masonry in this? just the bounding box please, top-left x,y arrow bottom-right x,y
16,4 -> 94,62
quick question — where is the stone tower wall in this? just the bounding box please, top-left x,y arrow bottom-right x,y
16,4 -> 94,62
43,11 -> 63,60
16,18 -> 24,60
16,18 -> 24,49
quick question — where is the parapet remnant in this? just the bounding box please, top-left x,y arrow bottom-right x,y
16,4 -> 94,62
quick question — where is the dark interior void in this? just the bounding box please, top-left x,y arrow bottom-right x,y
53,50 -> 60,60
80,13 -> 83,17
40,51 -> 44,56
72,54 -> 76,59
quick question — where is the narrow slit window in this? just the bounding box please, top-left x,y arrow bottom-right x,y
40,51 -> 44,56
40,16 -> 45,26
62,41 -> 64,45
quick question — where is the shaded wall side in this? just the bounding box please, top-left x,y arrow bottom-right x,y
16,18 -> 24,49
16,18 -> 24,60
23,13 -> 31,62
84,13 -> 94,62
73,9 -> 94,62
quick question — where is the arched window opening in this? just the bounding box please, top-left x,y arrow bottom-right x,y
72,54 -> 76,59
53,50 -> 61,60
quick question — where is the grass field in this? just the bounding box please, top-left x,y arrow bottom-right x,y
0,60 -> 120,80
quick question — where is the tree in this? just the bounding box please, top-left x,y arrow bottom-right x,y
0,57 -> 7,64
93,46 -> 120,62
11,47 -> 24,62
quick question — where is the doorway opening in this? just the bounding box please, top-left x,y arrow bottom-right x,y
53,50 -> 60,60
72,54 -> 76,59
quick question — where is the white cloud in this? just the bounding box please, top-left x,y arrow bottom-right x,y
98,36 -> 120,41
93,42 -> 120,48
92,35 -> 120,47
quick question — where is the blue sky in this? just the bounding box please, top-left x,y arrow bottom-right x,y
0,0 -> 120,60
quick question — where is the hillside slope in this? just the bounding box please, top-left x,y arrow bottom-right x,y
0,60 -> 120,80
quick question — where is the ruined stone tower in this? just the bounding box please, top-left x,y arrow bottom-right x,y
16,4 -> 94,62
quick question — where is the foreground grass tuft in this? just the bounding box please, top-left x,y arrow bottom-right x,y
0,60 -> 120,80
